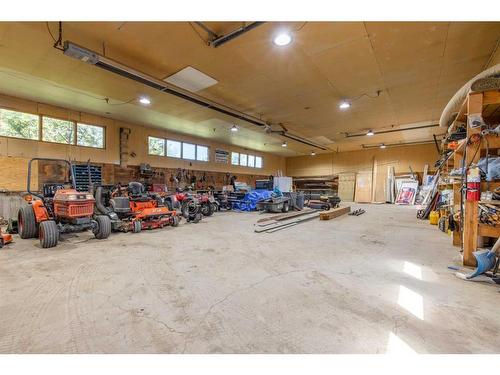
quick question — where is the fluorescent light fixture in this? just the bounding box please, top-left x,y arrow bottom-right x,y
339,101 -> 351,110
273,33 -> 292,46
311,151 -> 316,156
230,125 -> 238,132
281,141 -> 287,147
380,143 -> 386,149
366,130 -> 374,136
139,96 -> 151,105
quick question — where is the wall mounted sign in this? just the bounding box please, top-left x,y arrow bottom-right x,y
215,149 -> 229,163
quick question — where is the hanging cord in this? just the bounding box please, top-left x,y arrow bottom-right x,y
46,22 -> 64,51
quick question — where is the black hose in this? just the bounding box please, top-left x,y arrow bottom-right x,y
95,186 -> 110,215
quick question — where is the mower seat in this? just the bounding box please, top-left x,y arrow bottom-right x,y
110,197 -> 131,213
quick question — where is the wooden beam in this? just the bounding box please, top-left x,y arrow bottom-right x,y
462,92 -> 483,267
482,90 -> 500,106
319,205 -> 351,220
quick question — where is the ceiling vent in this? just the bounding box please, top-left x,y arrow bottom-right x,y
163,66 -> 218,93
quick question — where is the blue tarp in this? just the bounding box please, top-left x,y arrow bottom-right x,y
232,189 -> 273,211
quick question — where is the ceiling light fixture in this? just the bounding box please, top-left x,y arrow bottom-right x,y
230,125 -> 238,132
366,130 -> 374,136
339,101 -> 351,110
311,151 -> 316,156
380,143 -> 386,149
282,141 -> 288,147
273,33 -> 292,46
139,96 -> 151,105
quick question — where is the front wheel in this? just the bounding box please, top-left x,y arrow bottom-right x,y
39,220 -> 59,248
281,201 -> 290,213
94,215 -> 111,239
171,215 -> 180,227
18,205 -> 38,239
132,220 -> 142,233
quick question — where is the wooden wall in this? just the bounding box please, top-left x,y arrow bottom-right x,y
0,93 -> 286,191
286,143 -> 440,177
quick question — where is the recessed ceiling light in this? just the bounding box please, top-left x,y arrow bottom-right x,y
380,143 -> 386,149
311,151 -> 316,156
139,96 -> 151,105
273,33 -> 292,46
282,141 -> 288,147
230,125 -> 238,132
339,101 -> 351,110
367,130 -> 374,136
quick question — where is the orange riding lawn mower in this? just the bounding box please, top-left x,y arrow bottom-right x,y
18,158 -> 111,248
94,181 -> 179,232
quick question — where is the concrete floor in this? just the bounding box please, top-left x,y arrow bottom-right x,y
0,204 -> 499,354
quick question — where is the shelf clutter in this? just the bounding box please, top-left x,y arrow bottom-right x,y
420,89 -> 500,267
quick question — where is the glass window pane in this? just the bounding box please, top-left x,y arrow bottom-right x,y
196,145 -> 208,161
255,156 -> 263,168
248,155 -> 255,168
42,116 -> 75,144
182,142 -> 196,160
240,153 -> 247,166
166,140 -> 181,158
77,123 -> 104,148
231,152 -> 239,165
149,136 -> 165,156
0,108 -> 39,140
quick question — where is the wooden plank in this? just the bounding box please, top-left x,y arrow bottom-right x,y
463,92 -> 483,267
482,90 -> 500,106
319,205 -> 351,220
478,223 -> 500,238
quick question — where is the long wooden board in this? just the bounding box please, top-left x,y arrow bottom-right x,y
319,206 -> 351,220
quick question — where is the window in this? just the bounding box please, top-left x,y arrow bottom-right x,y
196,145 -> 209,161
248,155 -> 255,168
240,153 -> 247,166
148,136 -> 165,156
255,156 -> 263,169
231,152 -> 239,165
167,140 -> 181,158
42,116 -> 75,144
0,108 -> 39,140
77,123 -> 104,148
182,142 -> 196,160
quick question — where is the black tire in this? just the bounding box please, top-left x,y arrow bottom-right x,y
281,202 -> 290,213
39,220 -> 58,248
171,215 -> 179,227
165,199 -> 173,211
94,215 -> 111,239
18,205 -> 38,239
132,220 -> 142,233
201,202 -> 214,216
0,239 -> 4,249
211,202 -> 219,213
192,213 -> 202,223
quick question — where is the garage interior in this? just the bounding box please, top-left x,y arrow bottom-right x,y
1,21 -> 500,354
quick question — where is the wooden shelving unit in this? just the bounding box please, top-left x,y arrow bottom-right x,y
451,90 -> 500,266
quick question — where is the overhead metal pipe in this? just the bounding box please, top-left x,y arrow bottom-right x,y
345,123 -> 439,138
209,22 -> 265,48
361,140 -> 436,149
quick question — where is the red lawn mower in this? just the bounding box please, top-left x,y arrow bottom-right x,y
164,189 -> 203,223
18,158 -> 111,248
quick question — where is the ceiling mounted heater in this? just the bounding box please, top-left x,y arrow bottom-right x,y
62,41 -> 327,151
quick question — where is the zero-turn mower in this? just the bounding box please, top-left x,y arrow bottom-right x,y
18,158 -> 111,248
94,182 -> 179,232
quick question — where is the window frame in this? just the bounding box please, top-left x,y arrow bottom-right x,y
0,107 -> 41,141
166,139 -> 182,158
41,115 -> 76,145
231,152 -> 240,165
247,154 -> 255,168
255,156 -> 263,169
196,144 -> 209,162
76,122 -> 106,149
239,153 -> 248,167
148,136 -> 166,156
181,142 -> 196,160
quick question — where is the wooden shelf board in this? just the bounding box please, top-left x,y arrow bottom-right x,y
478,223 -> 500,238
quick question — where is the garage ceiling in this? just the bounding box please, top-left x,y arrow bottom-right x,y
0,21 -> 499,155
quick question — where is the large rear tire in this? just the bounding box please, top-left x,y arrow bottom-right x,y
39,220 -> 58,248
201,202 -> 214,217
94,215 -> 111,239
18,205 -> 38,239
